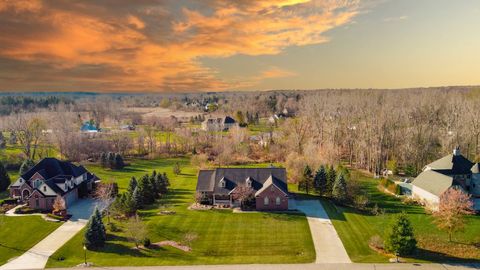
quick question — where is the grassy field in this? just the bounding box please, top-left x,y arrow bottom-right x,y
319,171 -> 480,263
0,216 -> 61,265
46,158 -> 315,267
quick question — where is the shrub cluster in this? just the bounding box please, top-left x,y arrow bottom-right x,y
379,178 -> 401,195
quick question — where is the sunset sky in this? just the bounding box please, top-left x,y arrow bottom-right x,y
0,0 -> 479,93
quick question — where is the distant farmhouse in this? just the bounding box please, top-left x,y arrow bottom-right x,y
411,147 -> 480,210
9,158 -> 98,211
201,116 -> 237,131
196,167 -> 289,211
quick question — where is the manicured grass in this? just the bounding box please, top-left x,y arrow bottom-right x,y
0,215 -> 61,265
319,171 -> 480,263
46,158 -> 315,267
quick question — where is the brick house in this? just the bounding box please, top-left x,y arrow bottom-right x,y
196,167 -> 289,211
9,158 -> 98,211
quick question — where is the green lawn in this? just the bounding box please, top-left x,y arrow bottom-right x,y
0,216 -> 61,265
47,158 -> 315,267
319,171 -> 480,263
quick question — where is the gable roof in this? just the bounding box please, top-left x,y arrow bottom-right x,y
425,154 -> 473,175
255,174 -> 288,196
471,163 -> 480,174
412,170 -> 453,197
196,167 -> 288,195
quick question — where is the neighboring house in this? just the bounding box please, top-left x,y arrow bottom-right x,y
9,158 -> 98,211
81,122 -> 99,133
196,167 -> 289,211
268,108 -> 292,124
411,147 -> 480,210
201,116 -> 237,131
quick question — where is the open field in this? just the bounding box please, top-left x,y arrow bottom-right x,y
46,158 -> 315,267
0,216 -> 61,265
319,171 -> 480,263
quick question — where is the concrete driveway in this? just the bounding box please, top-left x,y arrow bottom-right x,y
294,200 -> 351,264
0,199 -> 99,270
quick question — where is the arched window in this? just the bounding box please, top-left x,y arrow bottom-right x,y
264,196 -> 269,205
276,197 -> 281,205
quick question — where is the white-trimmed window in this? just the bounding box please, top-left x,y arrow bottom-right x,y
264,196 -> 269,205
246,178 -> 252,188
276,197 -> 281,205
43,186 -> 47,192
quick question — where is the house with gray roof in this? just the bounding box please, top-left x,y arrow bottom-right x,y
9,158 -> 98,211
412,147 -> 480,210
201,116 -> 237,131
196,167 -> 289,211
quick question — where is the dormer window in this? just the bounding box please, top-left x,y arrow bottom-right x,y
246,177 -> 252,188
219,178 -> 226,188
65,183 -> 68,190
43,186 -> 47,192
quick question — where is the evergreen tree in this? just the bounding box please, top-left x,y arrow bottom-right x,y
84,207 -> 106,248
298,165 -> 314,194
325,165 -> 336,197
332,173 -> 348,203
127,177 -> 138,196
0,161 -> 11,192
107,152 -> 115,169
138,174 -> 155,205
156,173 -> 169,195
384,212 -> 417,256
132,186 -> 143,209
100,152 -> 108,168
114,153 -> 125,169
94,207 -> 106,241
19,159 -> 35,175
0,132 -> 5,149
314,165 -> 327,195
150,172 -> 159,199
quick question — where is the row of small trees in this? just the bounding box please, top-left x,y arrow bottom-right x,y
100,152 -> 125,170
112,171 -> 170,217
298,164 -> 351,203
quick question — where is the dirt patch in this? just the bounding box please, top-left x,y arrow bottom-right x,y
153,241 -> 191,252
188,203 -> 213,210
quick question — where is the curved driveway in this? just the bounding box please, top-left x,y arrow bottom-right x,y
294,199 -> 351,263
0,199 -> 99,270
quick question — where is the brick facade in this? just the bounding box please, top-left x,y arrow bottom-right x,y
255,184 -> 288,211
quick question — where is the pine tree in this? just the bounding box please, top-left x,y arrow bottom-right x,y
107,152 -> 115,169
332,173 -> 348,203
19,159 -> 35,175
127,177 -> 138,196
326,165 -> 336,197
0,161 -> 11,192
384,212 -> 417,256
0,132 -> 5,149
150,172 -> 159,199
299,165 -> 313,194
138,175 -> 154,205
100,152 -> 108,168
84,207 -> 106,248
114,153 -> 125,169
314,165 -> 327,195
94,207 -> 106,242
156,173 -> 167,195
132,186 -> 143,209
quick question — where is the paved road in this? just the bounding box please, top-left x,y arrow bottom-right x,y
51,263 -> 480,270
0,199 -> 98,270
295,199 -> 351,263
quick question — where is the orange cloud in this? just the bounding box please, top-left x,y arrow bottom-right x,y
0,0 -> 361,92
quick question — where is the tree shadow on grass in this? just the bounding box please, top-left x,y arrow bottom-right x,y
405,248 -> 480,265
